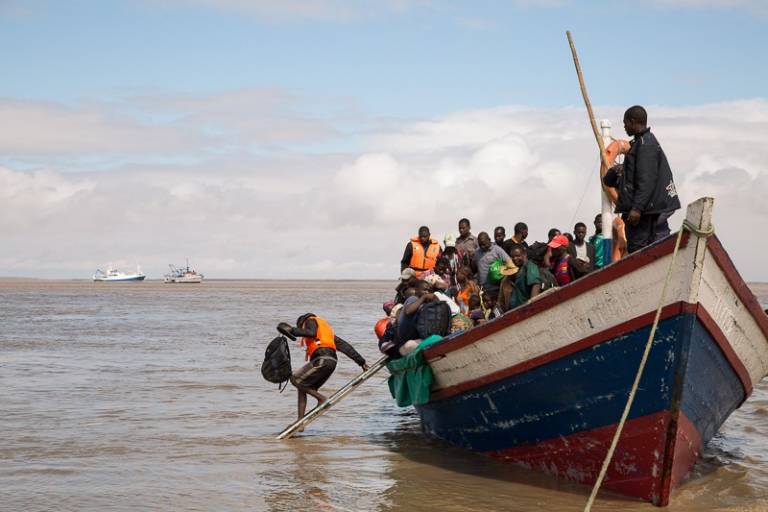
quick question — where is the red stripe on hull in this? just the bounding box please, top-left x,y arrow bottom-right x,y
484,411 -> 702,505
670,413 -> 703,491
657,400 -> 705,506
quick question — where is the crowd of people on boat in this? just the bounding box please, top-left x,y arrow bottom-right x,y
376,105 -> 682,360
376,216 -> 606,357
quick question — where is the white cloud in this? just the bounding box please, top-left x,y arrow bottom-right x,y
127,88 -> 339,146
0,100 -> 199,155
654,0 -> 760,6
156,0 -> 430,21
0,167 -> 95,226
0,89 -> 339,160
0,0 -> 45,18
652,0 -> 768,14
1,99 -> 767,281
168,0 -> 768,19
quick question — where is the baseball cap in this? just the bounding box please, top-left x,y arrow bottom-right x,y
548,235 -> 570,249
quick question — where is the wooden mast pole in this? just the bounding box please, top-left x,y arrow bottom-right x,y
567,30 -> 614,264
566,30 -> 610,173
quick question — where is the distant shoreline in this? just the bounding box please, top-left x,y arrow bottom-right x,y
0,277 -> 394,283
1,277 -> 766,305
1,276 -> 766,285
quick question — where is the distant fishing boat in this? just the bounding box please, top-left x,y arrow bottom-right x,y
93,265 -> 145,282
163,260 -> 203,284
403,198 -> 768,506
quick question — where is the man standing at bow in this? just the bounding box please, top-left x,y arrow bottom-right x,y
603,105 -> 681,253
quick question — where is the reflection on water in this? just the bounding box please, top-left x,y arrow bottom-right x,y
0,279 -> 767,511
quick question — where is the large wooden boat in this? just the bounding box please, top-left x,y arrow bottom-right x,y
413,197 -> 768,506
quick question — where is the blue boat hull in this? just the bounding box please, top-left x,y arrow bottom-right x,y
94,275 -> 146,282
416,312 -> 745,503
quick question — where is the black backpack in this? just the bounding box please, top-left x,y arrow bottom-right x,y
261,336 -> 292,390
525,242 -> 560,291
527,241 -> 549,264
416,301 -> 451,339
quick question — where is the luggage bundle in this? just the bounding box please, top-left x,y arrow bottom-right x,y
415,300 -> 451,339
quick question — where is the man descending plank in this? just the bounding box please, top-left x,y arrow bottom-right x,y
282,314 -> 369,425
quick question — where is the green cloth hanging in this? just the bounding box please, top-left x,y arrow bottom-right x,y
386,335 -> 443,407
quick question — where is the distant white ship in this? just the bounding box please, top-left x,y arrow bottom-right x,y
93,265 -> 146,282
164,260 -> 203,284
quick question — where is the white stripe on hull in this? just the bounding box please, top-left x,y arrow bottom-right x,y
699,248 -> 768,386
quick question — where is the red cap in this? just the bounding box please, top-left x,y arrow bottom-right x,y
548,235 -> 569,249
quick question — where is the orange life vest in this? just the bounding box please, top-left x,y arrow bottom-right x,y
409,237 -> 440,272
456,282 -> 479,315
300,316 -> 336,360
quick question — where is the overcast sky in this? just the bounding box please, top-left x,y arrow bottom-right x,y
1,0 -> 766,280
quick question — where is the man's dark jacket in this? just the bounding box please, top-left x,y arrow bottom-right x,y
603,128 -> 681,215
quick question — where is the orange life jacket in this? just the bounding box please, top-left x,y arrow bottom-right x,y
300,316 -> 336,360
456,284 -> 478,315
409,237 -> 440,272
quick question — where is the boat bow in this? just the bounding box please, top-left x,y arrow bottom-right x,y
412,198 -> 768,506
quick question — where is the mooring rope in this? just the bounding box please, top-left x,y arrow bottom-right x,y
583,219 -> 714,512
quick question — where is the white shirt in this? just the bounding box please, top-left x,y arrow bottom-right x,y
575,242 -> 590,262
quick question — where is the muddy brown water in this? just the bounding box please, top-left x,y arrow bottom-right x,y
1,279 -> 767,511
